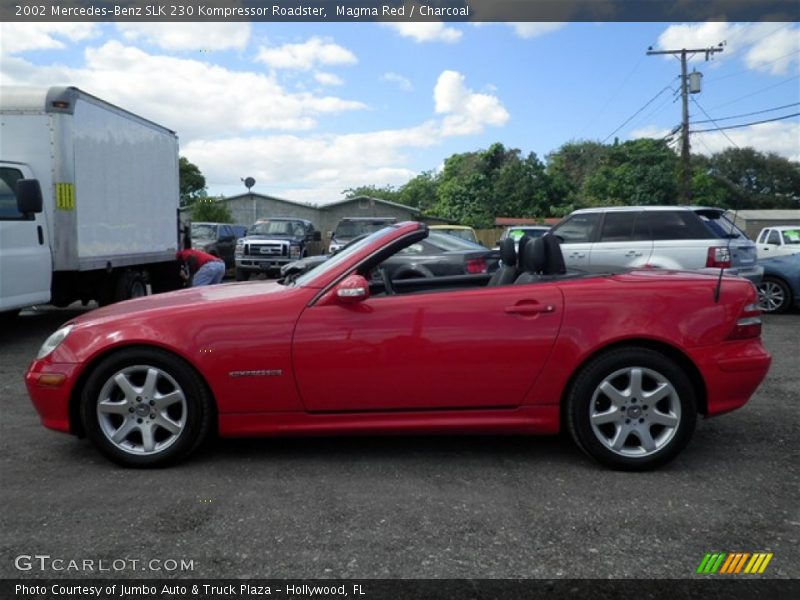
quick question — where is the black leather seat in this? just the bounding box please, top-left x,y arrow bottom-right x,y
514,234 -> 565,283
488,238 -> 518,286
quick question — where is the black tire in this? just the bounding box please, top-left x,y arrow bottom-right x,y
235,268 -> 250,281
80,347 -> 213,467
757,277 -> 792,314
0,309 -> 20,324
566,347 -> 697,471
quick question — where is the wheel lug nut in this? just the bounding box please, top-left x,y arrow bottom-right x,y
128,407 -> 134,413
625,419 -> 631,424
137,418 -> 143,424
150,414 -> 155,419
136,397 -> 142,402
149,400 -> 155,406
643,405 -> 648,410
639,418 -> 645,423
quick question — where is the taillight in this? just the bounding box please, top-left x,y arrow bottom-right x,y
727,302 -> 762,340
706,246 -> 731,268
466,257 -> 487,274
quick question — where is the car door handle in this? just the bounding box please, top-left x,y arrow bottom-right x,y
625,250 -> 642,257
568,252 -> 585,258
505,303 -> 555,315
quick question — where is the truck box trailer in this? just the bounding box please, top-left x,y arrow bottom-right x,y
0,86 -> 182,317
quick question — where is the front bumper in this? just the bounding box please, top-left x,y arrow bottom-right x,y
235,257 -> 293,272
25,360 -> 79,434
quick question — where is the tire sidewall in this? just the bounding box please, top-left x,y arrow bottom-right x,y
568,348 -> 697,471
80,348 -> 211,467
760,277 -> 791,314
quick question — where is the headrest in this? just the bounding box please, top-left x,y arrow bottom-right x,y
521,237 -> 547,273
517,234 -> 532,261
499,237 -> 517,267
543,234 -> 566,275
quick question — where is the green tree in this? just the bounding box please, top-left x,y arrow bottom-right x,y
581,138 -> 679,206
179,156 -> 207,207
342,184 -> 401,203
191,196 -> 232,223
398,171 -> 439,212
705,148 -> 800,208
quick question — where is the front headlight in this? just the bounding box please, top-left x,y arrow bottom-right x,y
289,245 -> 301,258
37,325 -> 74,360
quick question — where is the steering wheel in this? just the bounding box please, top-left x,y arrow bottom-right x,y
378,267 -> 395,296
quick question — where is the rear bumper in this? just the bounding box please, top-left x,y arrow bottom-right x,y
698,265 -> 763,284
688,339 -> 771,417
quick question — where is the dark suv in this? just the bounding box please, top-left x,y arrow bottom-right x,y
329,217 -> 397,253
550,206 -> 762,283
235,218 -> 322,280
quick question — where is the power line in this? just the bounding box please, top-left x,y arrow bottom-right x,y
690,102 -> 800,124
690,97 -> 740,149
710,75 -> 800,111
691,112 -> 800,132
601,78 -> 679,143
706,48 -> 800,83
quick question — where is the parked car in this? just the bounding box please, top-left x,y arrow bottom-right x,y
499,225 -> 550,244
329,217 -> 397,253
756,253 -> 800,313
282,231 -> 497,281
190,222 -> 240,270
429,224 -> 481,244
26,221 -> 770,470
755,226 -> 800,259
550,206 -> 762,283
235,218 -> 323,280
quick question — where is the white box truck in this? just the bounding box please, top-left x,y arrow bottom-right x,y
1,86 -> 182,319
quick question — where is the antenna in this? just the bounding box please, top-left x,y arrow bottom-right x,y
711,170 -> 740,303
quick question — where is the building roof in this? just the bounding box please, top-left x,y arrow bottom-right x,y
733,210 -> 800,220
321,195 -> 420,214
219,192 -> 318,209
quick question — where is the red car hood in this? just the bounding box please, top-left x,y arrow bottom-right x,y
71,281 -> 288,327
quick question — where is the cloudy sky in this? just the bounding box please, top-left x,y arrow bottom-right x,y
1,21 -> 798,203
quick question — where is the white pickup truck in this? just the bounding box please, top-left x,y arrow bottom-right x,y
755,226 -> 800,259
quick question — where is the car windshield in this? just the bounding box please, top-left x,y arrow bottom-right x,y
782,229 -> 800,245
436,228 -> 477,242
249,220 -> 304,236
335,220 -> 393,238
425,232 -> 485,252
505,227 -> 547,240
293,226 -> 399,287
191,223 -> 217,240
698,213 -> 747,239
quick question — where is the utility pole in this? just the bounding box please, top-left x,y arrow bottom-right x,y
647,44 -> 723,204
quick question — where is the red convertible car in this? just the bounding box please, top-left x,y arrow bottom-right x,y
26,222 -> 770,470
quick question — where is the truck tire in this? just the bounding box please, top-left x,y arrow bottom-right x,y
114,271 -> 148,303
0,309 -> 20,323
235,269 -> 250,282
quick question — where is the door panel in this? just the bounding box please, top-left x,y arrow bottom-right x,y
292,284 -> 564,412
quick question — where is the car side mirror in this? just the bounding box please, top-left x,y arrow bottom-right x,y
16,179 -> 43,215
335,274 -> 370,303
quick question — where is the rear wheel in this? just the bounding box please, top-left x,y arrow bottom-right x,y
567,348 -> 697,471
757,277 -> 791,314
80,348 -> 213,467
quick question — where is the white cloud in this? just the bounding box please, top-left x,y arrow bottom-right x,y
691,121 -> 800,162
184,71 -> 509,202
0,41 -> 366,139
255,37 -> 357,71
384,22 -> 462,44
314,72 -> 344,86
434,70 -> 509,136
381,72 -> 413,91
116,23 -> 251,52
656,23 -> 800,75
0,23 -> 97,56
630,126 -> 673,140
509,23 -> 566,39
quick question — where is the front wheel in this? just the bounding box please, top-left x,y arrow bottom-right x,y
757,277 -> 791,313
235,268 -> 250,281
80,348 -> 213,467
566,348 -> 697,471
